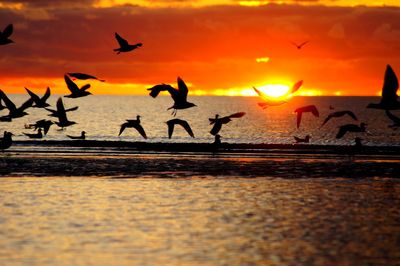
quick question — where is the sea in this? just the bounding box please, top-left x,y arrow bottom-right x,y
1,95 -> 399,146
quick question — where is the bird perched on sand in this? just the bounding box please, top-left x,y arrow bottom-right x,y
27,119 -> 53,135
291,41 -> 309,50
119,115 -> 147,139
49,98 -> 76,129
0,131 -> 13,150
253,80 -> 303,109
24,128 -> 43,139
321,110 -> 358,127
294,135 -> 311,143
67,131 -> 86,140
367,64 -> 400,110
166,119 -> 194,139
336,123 -> 367,139
0,24 -> 13,45
148,77 -> 196,116
355,137 -> 363,147
209,112 -> 246,136
385,110 -> 400,129
0,90 -> 33,121
67,72 -> 105,82
25,87 -> 51,108
64,75 -> 91,98
114,32 -> 142,54
294,105 -> 319,128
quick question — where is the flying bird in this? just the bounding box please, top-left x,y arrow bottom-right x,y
45,100 -> 78,118
336,123 -> 367,139
67,131 -> 86,140
209,112 -> 246,136
291,41 -> 309,50
0,90 -> 33,121
367,64 -> 400,110
148,77 -> 196,116
294,105 -> 319,128
321,110 -> 358,127
119,115 -> 147,139
24,128 -> 43,139
50,98 -> 77,129
166,119 -> 194,139
385,110 -> 400,129
114,32 -> 142,54
0,24 -> 13,45
67,72 -> 105,82
0,131 -> 13,150
25,87 -> 51,108
64,75 -> 92,98
294,135 -> 311,143
27,119 -> 54,135
290,80 -> 304,94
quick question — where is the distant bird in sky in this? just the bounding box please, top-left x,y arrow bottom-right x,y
0,90 -> 33,121
166,119 -> 194,139
0,131 -> 13,150
67,131 -> 86,140
321,110 -> 358,127
336,123 -> 367,139
294,135 -> 311,143
148,77 -> 196,116
290,80 -> 304,94
114,32 -> 142,54
0,24 -> 13,45
24,128 -> 43,139
67,72 -> 105,82
367,64 -> 400,110
25,87 -> 51,108
209,112 -> 246,136
291,41 -> 309,50
294,105 -> 319,128
119,115 -> 147,139
50,98 -> 77,129
28,119 -> 53,135
64,75 -> 92,98
385,110 -> 400,129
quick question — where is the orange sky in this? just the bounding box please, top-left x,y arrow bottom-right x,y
0,0 -> 399,96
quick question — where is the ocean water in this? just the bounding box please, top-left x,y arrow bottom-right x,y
1,95 -> 399,146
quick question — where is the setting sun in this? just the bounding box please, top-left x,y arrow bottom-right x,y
257,84 -> 290,98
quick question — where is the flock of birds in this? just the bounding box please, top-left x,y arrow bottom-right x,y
1,23 -> 400,150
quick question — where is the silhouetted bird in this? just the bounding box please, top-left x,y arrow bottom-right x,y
45,99 -> 78,118
67,72 -> 105,82
0,131 -> 13,150
209,112 -> 246,136
294,135 -> 311,143
321,110 -> 358,127
355,137 -> 363,147
385,110 -> 400,129
50,98 -> 76,129
0,24 -> 13,45
0,90 -> 33,121
0,99 -> 6,111
64,75 -> 91,98
24,128 -> 43,139
253,86 -> 287,109
67,131 -> 86,140
28,119 -> 54,135
119,115 -> 147,139
213,134 -> 222,147
148,77 -> 196,116
25,87 -> 51,108
336,123 -> 367,139
294,105 -> 319,128
291,41 -> 309,50
114,32 -> 142,54
166,119 -> 194,139
290,80 -> 304,94
367,65 -> 400,110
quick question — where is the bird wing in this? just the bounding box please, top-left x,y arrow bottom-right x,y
321,114 -> 333,127
133,124 -> 147,139
80,84 -> 91,91
253,86 -> 266,99
55,98 -> 68,122
65,106 -> 79,112
64,75 -> 80,94
177,77 -> 188,101
310,105 -> 319,117
290,41 -> 298,47
166,120 -> 175,138
147,84 -> 174,98
119,123 -> 127,136
209,118 -> 216,125
25,88 -> 40,103
43,87 -> 51,102
115,32 -> 129,47
291,80 -> 303,94
174,119 -> 194,138
2,24 -> 13,38
344,111 -> 358,121
210,121 -> 222,135
381,64 -> 399,103
253,87 -> 287,106
227,112 -> 246,119
336,126 -> 349,139
299,41 -> 309,48
386,110 -> 400,124
0,90 -> 16,111
296,111 -> 302,128
19,98 -> 33,111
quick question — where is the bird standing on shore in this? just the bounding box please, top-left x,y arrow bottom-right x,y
336,123 -> 367,139
148,77 -> 196,116
67,72 -> 105,82
209,112 -> 246,135
25,87 -> 51,108
64,75 -> 92,98
67,131 -> 86,140
119,115 -> 147,139
321,110 -> 358,127
294,135 -> 311,143
294,105 -> 319,128
24,128 -> 43,139
367,64 -> 400,110
166,119 -> 194,139
114,32 -> 142,54
0,90 -> 33,121
0,131 -> 13,150
0,24 -> 13,45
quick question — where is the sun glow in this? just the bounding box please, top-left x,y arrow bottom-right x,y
258,84 -> 290,98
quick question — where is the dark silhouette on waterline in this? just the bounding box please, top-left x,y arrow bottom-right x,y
119,115 -> 147,139
294,135 -> 311,143
0,131 -> 13,150
67,131 -> 86,140
209,112 -> 246,136
336,123 -> 367,139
